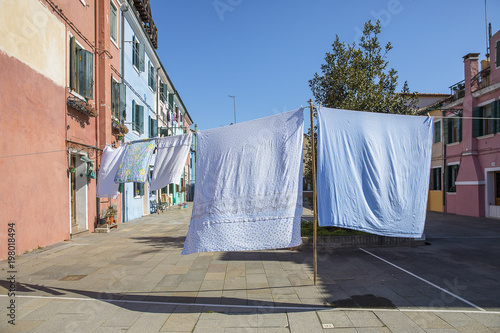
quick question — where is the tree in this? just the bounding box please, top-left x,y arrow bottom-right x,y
304,20 -> 418,187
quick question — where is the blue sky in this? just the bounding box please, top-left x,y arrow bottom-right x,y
150,0 -> 500,131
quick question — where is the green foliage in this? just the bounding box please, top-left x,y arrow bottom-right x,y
304,20 -> 419,187
309,20 -> 418,114
301,221 -> 368,237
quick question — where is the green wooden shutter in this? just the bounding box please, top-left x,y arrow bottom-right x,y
168,93 -> 174,109
132,100 -> 136,130
159,82 -> 165,102
153,118 -> 158,137
138,43 -> 145,72
472,107 -> 482,138
148,61 -> 152,87
119,83 -> 126,119
70,36 -> 77,90
84,49 -> 93,99
139,182 -> 145,196
78,48 -> 86,96
152,67 -> 157,91
137,105 -> 144,134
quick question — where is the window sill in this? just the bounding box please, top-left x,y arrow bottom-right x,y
446,192 -> 457,195
111,38 -> 119,50
69,90 -> 86,101
476,134 -> 495,140
446,142 -> 460,147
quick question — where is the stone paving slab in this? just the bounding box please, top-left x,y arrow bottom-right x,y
1,208 -> 500,332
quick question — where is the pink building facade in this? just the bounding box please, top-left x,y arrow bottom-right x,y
440,30 -> 500,217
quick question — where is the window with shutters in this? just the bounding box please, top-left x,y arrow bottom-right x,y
433,120 -> 441,143
149,116 -> 158,138
111,77 -> 126,119
430,167 -> 442,191
132,36 -> 145,72
110,1 -> 117,43
132,100 -> 144,134
443,116 -> 462,144
134,182 -> 144,197
69,36 -> 93,99
473,101 -> 500,138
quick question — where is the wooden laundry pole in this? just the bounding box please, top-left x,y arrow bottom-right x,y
308,98 -> 318,285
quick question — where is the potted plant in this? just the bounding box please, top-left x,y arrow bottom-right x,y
119,124 -> 129,134
99,210 -> 108,225
106,204 -> 117,224
68,166 -> 76,173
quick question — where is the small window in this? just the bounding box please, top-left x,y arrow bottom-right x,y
110,1 -> 117,43
433,120 -> 441,143
473,102 -> 500,137
446,164 -> 459,192
69,36 -> 93,99
134,182 -> 144,197
149,116 -> 158,138
444,117 -> 461,144
430,167 -> 441,191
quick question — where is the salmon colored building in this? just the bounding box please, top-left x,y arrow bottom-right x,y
0,0 -> 123,258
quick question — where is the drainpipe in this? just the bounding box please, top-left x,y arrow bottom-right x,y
95,0 -> 100,228
121,0 -> 128,222
442,109 -> 446,213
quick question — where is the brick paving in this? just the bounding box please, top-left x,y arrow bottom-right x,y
1,206 -> 499,332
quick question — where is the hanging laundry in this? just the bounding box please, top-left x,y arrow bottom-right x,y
316,107 -> 433,238
182,109 -> 304,255
114,139 -> 156,183
150,132 -> 193,191
97,145 -> 127,198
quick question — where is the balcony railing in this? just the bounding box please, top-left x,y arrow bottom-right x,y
449,80 -> 465,101
471,66 -> 491,92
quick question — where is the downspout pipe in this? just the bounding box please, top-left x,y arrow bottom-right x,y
121,1 -> 128,222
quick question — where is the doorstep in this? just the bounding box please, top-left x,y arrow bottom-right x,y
70,228 -> 89,239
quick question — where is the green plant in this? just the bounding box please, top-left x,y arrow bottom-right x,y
300,221 -> 368,237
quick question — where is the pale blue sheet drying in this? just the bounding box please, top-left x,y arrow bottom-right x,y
317,107 -> 433,238
182,109 -> 304,255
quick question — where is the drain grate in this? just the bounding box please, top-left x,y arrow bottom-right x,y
59,275 -> 87,281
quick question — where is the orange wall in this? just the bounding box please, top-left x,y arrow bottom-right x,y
0,52 -> 69,258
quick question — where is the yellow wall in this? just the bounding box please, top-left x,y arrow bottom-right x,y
0,0 -> 66,87
428,190 -> 443,212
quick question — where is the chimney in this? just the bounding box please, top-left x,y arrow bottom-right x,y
463,53 -> 480,94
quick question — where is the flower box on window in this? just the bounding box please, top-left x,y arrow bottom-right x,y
67,96 -> 97,117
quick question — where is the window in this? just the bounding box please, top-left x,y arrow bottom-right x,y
443,116 -> 462,144
132,100 -> 144,134
134,182 -> 144,197
111,77 -> 126,119
110,1 -> 117,43
473,101 -> 500,137
69,36 -> 93,99
433,120 -> 441,143
148,61 -> 157,91
149,116 -> 158,137
446,164 -> 459,192
496,40 -> 500,68
132,36 -> 145,72
430,167 -> 441,191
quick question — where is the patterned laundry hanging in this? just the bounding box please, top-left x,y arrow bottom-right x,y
97,145 -> 127,198
150,132 -> 193,190
182,109 -> 304,255
316,107 -> 433,238
114,139 -> 156,183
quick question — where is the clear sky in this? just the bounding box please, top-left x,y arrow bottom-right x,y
150,0 -> 500,131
